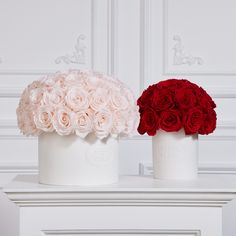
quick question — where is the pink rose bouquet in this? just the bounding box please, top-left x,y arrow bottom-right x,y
17,70 -> 139,139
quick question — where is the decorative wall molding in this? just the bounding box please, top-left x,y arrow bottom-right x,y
0,87 -> 23,98
173,35 -> 203,66
139,162 -> 236,176
0,163 -> 37,174
42,229 -> 201,236
0,119 -> 17,128
139,0 -> 151,93
163,0 -> 236,76
201,120 -> 236,141
0,132 -> 36,140
0,119 -> 37,140
55,35 -> 86,65
91,0 -> 117,74
199,164 -> 236,175
0,0 -> 117,76
107,0 -> 117,75
0,0 -> 94,75
208,87 -> 236,98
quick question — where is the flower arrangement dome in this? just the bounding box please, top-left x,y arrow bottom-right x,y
137,79 -> 217,136
17,69 -> 139,139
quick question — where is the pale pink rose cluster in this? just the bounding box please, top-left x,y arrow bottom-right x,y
16,70 -> 139,139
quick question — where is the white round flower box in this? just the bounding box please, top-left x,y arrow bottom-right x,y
39,132 -> 119,186
152,129 -> 198,180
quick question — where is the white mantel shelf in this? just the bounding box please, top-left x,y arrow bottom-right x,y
3,174 -> 236,236
3,174 -> 236,207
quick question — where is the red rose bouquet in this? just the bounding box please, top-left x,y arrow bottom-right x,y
137,79 -> 217,136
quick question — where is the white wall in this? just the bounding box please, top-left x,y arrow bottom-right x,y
0,0 -> 236,235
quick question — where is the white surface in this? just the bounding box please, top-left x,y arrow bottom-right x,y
152,129 -> 198,180
4,174 -> 236,236
39,133 -> 118,186
3,174 -> 236,209
5,174 -> 236,192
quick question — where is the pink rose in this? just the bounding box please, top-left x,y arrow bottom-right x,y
73,110 -> 93,138
34,106 -> 54,132
43,88 -> 65,106
41,75 -> 57,87
123,107 -> 139,136
90,88 -> 109,111
94,109 -> 113,139
53,108 -> 73,135
111,111 -> 126,137
85,76 -> 102,92
64,72 -> 84,87
110,90 -> 129,111
29,88 -> 43,105
27,81 -> 42,90
65,87 -> 89,111
122,87 -> 135,106
17,108 -> 30,135
18,88 -> 30,107
17,108 -> 41,136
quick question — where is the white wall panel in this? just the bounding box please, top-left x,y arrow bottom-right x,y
165,0 -> 236,75
199,139 -> 236,167
0,0 -> 92,73
0,139 -> 37,168
0,97 -> 18,119
119,138 -> 152,175
214,98 -> 236,122
116,0 -> 141,96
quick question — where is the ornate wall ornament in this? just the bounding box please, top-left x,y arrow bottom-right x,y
173,35 -> 203,66
55,35 -> 86,65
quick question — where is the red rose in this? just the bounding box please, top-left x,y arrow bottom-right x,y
199,109 -> 217,135
151,88 -> 174,111
198,87 -> 216,109
159,109 -> 182,132
157,79 -> 192,91
137,84 -> 156,109
156,79 -> 179,89
138,109 -> 159,136
183,107 -> 203,135
175,88 -> 197,111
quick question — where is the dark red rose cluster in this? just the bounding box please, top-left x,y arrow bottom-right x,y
137,79 -> 217,136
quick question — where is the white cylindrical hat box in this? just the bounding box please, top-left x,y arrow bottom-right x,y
152,129 -> 198,180
38,132 -> 119,186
